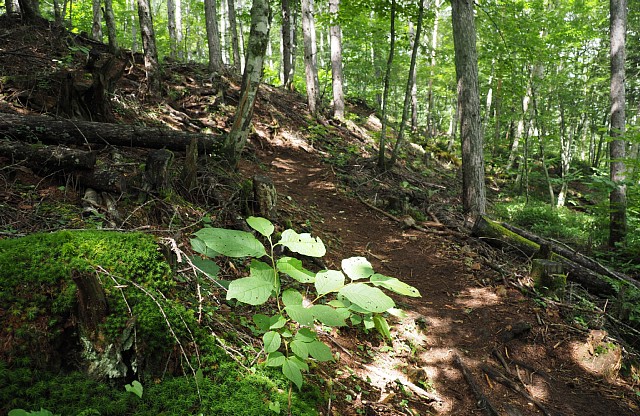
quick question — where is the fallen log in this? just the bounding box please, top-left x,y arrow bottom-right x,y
472,216 -> 618,297
0,112 -> 222,153
500,222 -> 640,292
0,139 -> 97,170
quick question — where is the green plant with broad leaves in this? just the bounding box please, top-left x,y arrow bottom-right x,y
191,217 -> 421,390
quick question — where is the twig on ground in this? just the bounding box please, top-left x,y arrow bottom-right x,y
453,354 -> 500,416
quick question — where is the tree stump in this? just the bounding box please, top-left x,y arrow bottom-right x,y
253,174 -> 277,220
531,259 -> 565,297
145,149 -> 174,193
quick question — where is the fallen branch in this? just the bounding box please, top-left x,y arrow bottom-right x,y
453,354 -> 500,416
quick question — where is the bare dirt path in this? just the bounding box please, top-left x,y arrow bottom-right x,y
244,143 -> 639,416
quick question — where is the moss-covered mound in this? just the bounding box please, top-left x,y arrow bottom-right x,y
0,230 -> 178,376
0,231 -> 320,415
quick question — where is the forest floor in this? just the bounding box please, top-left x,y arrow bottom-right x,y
1,16 -> 640,416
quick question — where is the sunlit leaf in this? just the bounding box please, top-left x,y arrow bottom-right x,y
246,216 -> 275,237
279,229 -> 326,257
195,228 -> 266,258
315,270 -> 345,295
263,331 -> 282,353
227,276 -> 273,305
295,328 -> 317,342
373,315 -> 392,342
342,257 -> 374,280
370,274 -> 421,297
338,283 -> 395,313
277,257 -> 315,283
307,340 -> 334,361
190,237 -> 219,258
282,289 -> 304,306
290,339 -> 309,359
266,351 -> 285,367
282,358 -> 303,389
285,305 -> 314,326
311,304 -> 347,326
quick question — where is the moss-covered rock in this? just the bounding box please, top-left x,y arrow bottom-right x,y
0,230 -> 181,378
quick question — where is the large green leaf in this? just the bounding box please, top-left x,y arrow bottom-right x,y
195,228 -> 267,258
285,305 -> 314,326
190,237 -> 219,258
307,340 -> 334,361
263,331 -> 281,353
253,314 -> 271,332
227,276 -> 274,305
294,328 -> 317,342
338,283 -> 395,313
315,270 -> 345,295
246,216 -> 275,237
266,351 -> 285,367
190,256 -> 220,278
310,304 -> 347,326
250,259 -> 275,282
282,358 -> 303,389
282,289 -> 304,306
279,229 -> 326,257
341,257 -> 374,280
290,339 -> 309,359
277,257 -> 315,283
370,274 -> 421,297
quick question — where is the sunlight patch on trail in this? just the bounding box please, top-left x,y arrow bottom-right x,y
454,287 -> 500,309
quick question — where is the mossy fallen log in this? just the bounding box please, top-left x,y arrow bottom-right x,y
472,216 -> 617,297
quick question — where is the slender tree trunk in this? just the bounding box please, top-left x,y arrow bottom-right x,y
18,0 -> 38,20
609,0 -> 627,247
222,0 -> 271,163
204,0 -> 223,72
228,0 -> 241,72
426,0 -> 443,137
167,0 -> 178,59
391,0 -> 424,165
329,0 -> 344,120
301,0 -> 319,115
137,0 -> 160,91
129,0 -> 138,53
410,20 -> 419,133
281,0 -> 297,89
377,0 -> 396,170
175,0 -> 183,59
451,0 -> 486,220
92,0 -> 102,41
104,0 -> 118,54
53,0 -> 62,24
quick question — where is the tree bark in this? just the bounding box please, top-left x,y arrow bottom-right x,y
329,0 -> 344,120
104,0 -> 119,54
0,140 -> 97,170
204,0 -> 223,72
451,0 -> 486,220
391,0 -> 424,165
227,0 -> 241,72
167,0 -> 178,59
0,113 -> 221,152
222,0 -> 271,163
377,0 -> 396,170
609,0 -> 627,247
281,0 -> 297,89
301,0 -> 319,115
92,0 -> 102,41
137,0 -> 160,90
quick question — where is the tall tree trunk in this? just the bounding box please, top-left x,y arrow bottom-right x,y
281,0 -> 294,88
301,0 -> 319,115
426,0 -> 443,137
129,0 -> 138,53
329,0 -> 344,120
17,0 -> 38,20
609,0 -> 627,247
391,0 -> 424,165
53,0 -> 62,24
377,0 -> 396,170
137,0 -> 160,91
410,20 -> 418,133
222,0 -> 271,163
204,0 -> 223,72
228,0 -> 241,72
451,0 -> 486,220
175,0 -> 183,59
167,0 -> 178,59
104,0 -> 119,54
92,0 -> 102,41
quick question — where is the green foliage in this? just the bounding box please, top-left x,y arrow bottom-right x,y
192,217 -> 421,389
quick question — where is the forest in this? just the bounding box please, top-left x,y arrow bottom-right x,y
1,0 -> 640,415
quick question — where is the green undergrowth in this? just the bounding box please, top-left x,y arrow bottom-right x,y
1,361 -> 317,415
0,230 -> 319,415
